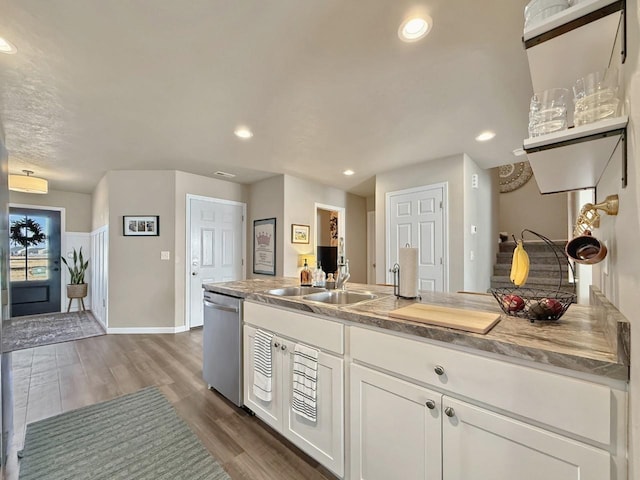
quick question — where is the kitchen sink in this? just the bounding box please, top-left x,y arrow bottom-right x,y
265,286 -> 327,296
301,290 -> 378,305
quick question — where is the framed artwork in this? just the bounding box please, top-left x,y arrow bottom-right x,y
123,215 -> 160,236
253,218 -> 276,275
291,224 -> 310,244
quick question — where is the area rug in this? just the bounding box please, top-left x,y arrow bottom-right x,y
2,310 -> 105,353
19,387 -> 230,480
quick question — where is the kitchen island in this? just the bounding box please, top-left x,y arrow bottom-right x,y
203,278 -> 630,480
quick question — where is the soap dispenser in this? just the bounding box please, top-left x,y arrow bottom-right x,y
300,258 -> 312,286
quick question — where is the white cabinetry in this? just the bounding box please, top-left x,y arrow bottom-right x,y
243,302 -> 344,477
442,397 -> 610,480
350,364 -> 442,480
349,326 -> 626,480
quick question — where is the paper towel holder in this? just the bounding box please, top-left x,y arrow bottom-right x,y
390,263 -> 421,300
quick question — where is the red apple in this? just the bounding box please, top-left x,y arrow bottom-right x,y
502,294 -> 525,312
540,298 -> 563,316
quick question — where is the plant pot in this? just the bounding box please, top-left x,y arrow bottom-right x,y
67,283 -> 88,299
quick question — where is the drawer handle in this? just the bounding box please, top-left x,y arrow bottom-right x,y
425,399 -> 436,410
434,365 -> 445,376
281,345 -> 287,351
444,407 -> 455,418
274,342 -> 280,348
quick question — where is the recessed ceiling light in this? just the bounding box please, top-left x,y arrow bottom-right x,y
475,131 -> 496,142
398,16 -> 432,42
512,148 -> 526,157
0,37 -> 17,55
234,127 -> 253,139
343,169 -> 355,176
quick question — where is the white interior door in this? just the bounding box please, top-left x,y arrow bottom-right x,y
386,184 -> 446,291
188,196 -> 245,328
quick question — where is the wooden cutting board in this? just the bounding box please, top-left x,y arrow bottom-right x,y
388,303 -> 501,334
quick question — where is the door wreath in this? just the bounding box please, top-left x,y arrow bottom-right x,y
10,217 -> 46,248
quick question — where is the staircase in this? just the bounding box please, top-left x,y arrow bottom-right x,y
490,240 -> 575,294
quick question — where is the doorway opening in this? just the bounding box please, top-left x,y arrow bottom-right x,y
314,203 -> 345,277
9,207 -> 62,317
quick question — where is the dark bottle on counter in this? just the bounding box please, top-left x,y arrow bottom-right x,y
300,258 -> 312,286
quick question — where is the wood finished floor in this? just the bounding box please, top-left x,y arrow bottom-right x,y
3,329 -> 336,480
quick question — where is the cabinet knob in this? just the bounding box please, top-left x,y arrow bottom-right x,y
274,342 -> 280,348
425,399 -> 436,410
281,345 -> 287,351
434,365 -> 445,376
444,407 -> 455,418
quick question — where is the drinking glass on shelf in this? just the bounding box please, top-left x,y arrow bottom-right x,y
573,68 -> 620,126
528,87 -> 569,137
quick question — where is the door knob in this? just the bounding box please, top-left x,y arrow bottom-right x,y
281,345 -> 287,351
192,272 -> 198,276
444,407 -> 455,417
425,399 -> 436,410
274,342 -> 280,348
434,365 -> 445,376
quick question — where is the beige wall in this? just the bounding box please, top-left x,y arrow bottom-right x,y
10,189 -> 92,232
173,171 -> 247,327
375,154 -> 466,291
247,175 -> 285,278
92,175 -> 109,230
499,173 -> 568,240
345,193 -> 367,283
593,1 -> 640,475
366,195 -> 375,212
107,171 -> 176,328
463,155 -> 499,292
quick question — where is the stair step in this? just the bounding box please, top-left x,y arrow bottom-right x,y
496,252 -> 569,265
493,264 -> 568,275
499,240 -> 568,254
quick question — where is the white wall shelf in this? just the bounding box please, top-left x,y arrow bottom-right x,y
524,116 -> 627,194
522,0 -> 627,194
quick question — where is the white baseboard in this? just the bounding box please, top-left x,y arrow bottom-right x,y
107,325 -> 188,334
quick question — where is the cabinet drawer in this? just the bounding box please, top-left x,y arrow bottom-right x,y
244,302 -> 344,354
350,327 -> 611,445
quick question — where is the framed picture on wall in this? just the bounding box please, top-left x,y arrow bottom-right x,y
253,218 -> 276,275
291,224 -> 310,244
123,215 -> 160,236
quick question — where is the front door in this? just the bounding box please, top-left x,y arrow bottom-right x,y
188,197 -> 245,328
9,208 -> 62,317
387,184 -> 446,292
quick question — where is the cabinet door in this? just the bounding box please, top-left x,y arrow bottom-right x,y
442,397 -> 611,480
243,325 -> 282,431
281,339 -> 344,478
350,363 -> 442,480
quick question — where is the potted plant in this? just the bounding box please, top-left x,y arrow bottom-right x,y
61,247 -> 89,310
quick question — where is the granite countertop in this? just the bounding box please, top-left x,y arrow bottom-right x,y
203,278 -> 630,381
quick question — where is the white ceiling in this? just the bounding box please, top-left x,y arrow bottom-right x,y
0,0 -> 533,196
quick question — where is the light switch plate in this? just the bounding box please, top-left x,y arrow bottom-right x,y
161,251 -> 171,260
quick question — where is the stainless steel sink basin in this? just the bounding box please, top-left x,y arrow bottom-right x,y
301,290 -> 378,305
265,286 -> 327,296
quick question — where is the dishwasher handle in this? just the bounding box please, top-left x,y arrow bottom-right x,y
203,299 -> 239,314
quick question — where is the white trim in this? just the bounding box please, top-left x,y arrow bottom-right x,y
384,182 -> 449,291
107,326 -> 188,334
91,224 -> 108,235
185,194 -> 247,330
314,202 -> 346,263
9,203 -> 67,312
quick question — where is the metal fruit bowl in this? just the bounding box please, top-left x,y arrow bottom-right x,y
490,287 -> 576,322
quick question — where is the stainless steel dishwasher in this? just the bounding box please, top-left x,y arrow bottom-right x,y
202,290 -> 243,407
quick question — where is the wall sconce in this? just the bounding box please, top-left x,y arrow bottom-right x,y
573,194 -> 619,237
8,170 -> 48,194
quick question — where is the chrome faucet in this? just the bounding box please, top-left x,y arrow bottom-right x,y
336,259 -> 350,290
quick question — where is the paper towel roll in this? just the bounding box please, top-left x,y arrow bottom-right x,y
398,247 -> 418,298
